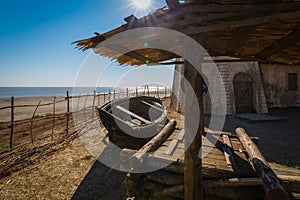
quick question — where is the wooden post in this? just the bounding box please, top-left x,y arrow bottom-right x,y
108,90 -> 111,101
235,128 -> 294,200
51,97 -> 56,141
10,97 -> 14,150
157,86 -> 159,98
98,92 -> 100,106
103,92 -> 106,103
30,100 -> 41,143
126,88 -> 129,97
66,91 -> 70,135
92,90 -> 96,118
136,87 -> 138,97
83,93 -> 88,121
165,87 -> 168,98
183,61 -> 204,200
114,90 -> 116,100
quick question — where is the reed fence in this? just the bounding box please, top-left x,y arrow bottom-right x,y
0,86 -> 172,153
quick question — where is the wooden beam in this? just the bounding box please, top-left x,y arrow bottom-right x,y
179,3 -> 300,14
257,29 -> 300,59
180,11 -> 300,35
235,128 -> 294,200
227,26 -> 257,55
183,61 -> 204,200
130,119 -> 177,165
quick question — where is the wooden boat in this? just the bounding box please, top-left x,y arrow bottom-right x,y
98,96 -> 168,139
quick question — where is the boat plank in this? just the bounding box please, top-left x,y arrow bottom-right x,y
115,105 -> 151,124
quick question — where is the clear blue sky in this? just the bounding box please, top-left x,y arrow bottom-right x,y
0,0 -> 174,87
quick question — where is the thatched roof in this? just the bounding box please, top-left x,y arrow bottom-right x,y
73,0 -> 300,66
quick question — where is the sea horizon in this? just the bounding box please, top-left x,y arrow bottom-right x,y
0,86 -> 171,98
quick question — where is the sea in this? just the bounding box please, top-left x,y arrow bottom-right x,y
0,86 -> 169,98
0,87 -> 125,98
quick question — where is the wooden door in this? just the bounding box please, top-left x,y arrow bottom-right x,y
233,73 -> 255,113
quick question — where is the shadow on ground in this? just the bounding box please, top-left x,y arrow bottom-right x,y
205,107 -> 300,166
71,161 -> 126,200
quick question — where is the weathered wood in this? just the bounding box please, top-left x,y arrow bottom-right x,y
204,177 -> 262,188
30,100 -> 41,144
141,100 -> 163,112
181,11 -> 300,36
183,61 -> 203,200
115,105 -> 151,124
222,135 -> 237,169
257,29 -> 300,59
66,91 -> 70,134
227,26 -> 256,54
153,185 -> 184,199
10,97 -> 14,150
235,127 -> 294,200
146,170 -> 183,185
131,119 -> 177,164
51,97 -> 56,141
204,127 -> 232,136
163,139 -> 179,156
92,90 -> 96,118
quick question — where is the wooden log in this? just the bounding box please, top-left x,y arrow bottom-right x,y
204,177 -> 262,188
235,127 -> 294,200
131,119 -> 176,165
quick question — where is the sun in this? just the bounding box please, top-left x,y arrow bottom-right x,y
130,0 -> 152,11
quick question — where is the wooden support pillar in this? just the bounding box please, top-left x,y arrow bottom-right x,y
183,61 -> 204,200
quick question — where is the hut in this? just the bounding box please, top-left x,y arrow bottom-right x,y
74,0 -> 300,199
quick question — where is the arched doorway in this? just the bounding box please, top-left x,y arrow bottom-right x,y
233,73 -> 255,113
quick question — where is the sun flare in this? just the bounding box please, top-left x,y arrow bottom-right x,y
130,0 -> 152,11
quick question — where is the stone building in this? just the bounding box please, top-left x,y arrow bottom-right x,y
171,60 -> 299,115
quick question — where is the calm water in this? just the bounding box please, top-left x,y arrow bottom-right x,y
0,87 -> 125,98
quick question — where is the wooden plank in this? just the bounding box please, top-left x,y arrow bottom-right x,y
163,139 -> 179,156
141,100 -> 163,112
181,11 -> 300,35
178,3 -> 300,14
236,127 -> 294,200
177,129 -> 185,141
102,109 -> 137,127
257,29 -> 300,59
115,105 -> 151,124
222,135 -> 237,169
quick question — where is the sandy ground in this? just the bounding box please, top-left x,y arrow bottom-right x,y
0,138 -> 126,200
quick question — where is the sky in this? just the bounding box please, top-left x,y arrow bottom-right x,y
0,0 -> 175,87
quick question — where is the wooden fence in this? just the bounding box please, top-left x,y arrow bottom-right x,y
0,87 -> 172,153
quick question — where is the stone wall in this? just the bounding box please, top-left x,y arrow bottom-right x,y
260,64 -> 300,108
171,60 -> 269,115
